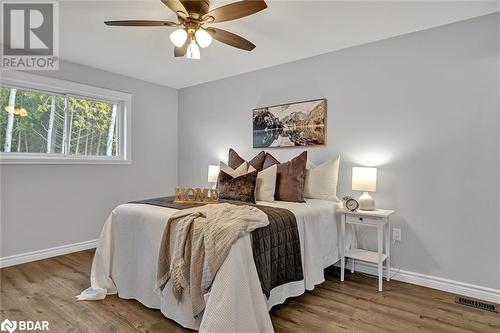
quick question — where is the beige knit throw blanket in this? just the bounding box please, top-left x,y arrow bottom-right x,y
156,203 -> 268,317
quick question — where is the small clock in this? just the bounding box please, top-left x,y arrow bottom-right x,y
345,198 -> 359,211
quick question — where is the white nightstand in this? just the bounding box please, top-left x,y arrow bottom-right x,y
337,208 -> 395,291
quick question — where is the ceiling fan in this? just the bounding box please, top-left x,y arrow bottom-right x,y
104,0 -> 267,60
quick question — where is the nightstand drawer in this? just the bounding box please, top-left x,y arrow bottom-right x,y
345,215 -> 384,225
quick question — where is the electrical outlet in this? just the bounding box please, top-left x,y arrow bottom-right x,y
392,228 -> 402,242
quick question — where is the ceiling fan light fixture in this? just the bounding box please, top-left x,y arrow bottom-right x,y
186,40 -> 201,59
195,28 -> 212,48
105,0 -> 267,58
170,28 -> 188,47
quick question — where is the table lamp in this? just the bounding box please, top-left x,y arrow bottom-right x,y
208,165 -> 220,186
352,167 -> 377,210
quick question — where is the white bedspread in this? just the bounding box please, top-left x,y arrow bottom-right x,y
79,199 -> 354,332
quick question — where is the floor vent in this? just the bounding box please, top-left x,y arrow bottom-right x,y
455,296 -> 498,313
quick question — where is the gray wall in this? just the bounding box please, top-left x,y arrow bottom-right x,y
179,14 -> 500,289
0,60 -> 178,257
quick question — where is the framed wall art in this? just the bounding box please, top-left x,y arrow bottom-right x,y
252,98 -> 327,148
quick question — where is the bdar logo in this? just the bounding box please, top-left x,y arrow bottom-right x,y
0,318 -> 49,332
0,319 -> 17,333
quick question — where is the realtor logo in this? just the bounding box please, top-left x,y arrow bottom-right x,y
0,319 -> 17,333
1,1 -> 59,70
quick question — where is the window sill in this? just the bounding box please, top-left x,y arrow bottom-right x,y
0,154 -> 132,165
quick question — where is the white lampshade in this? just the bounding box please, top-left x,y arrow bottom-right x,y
186,41 -> 200,59
352,167 -> 377,192
169,28 -> 187,47
195,29 -> 212,48
208,165 -> 220,183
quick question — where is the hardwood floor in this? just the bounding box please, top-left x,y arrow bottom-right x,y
1,250 -> 498,333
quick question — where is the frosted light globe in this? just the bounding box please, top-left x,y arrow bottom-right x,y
195,29 -> 212,48
170,29 -> 187,47
186,41 -> 200,59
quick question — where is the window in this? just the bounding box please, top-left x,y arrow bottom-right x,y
0,72 -> 131,164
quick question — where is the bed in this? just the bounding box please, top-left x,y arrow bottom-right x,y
82,198 -> 354,332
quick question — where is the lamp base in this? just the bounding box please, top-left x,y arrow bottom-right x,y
358,192 -> 375,210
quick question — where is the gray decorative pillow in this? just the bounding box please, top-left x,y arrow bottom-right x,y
217,170 -> 258,203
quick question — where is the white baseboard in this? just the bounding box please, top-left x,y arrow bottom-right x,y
0,239 -> 99,268
336,261 -> 500,304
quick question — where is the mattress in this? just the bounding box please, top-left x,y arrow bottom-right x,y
81,199 -> 354,332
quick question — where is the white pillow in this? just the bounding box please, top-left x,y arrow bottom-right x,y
250,164 -> 277,202
304,156 -> 340,202
220,161 -> 248,178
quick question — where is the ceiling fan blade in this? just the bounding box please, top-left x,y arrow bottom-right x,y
104,20 -> 178,27
161,0 -> 188,17
202,0 -> 267,23
206,27 -> 255,51
174,40 -> 189,57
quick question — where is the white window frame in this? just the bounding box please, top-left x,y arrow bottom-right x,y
0,71 -> 132,164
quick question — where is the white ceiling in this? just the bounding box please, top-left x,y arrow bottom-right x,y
59,1 -> 500,89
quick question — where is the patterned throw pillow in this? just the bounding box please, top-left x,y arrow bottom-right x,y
219,161 -> 248,178
217,170 -> 258,203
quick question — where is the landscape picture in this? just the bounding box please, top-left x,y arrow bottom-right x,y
253,99 -> 327,148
